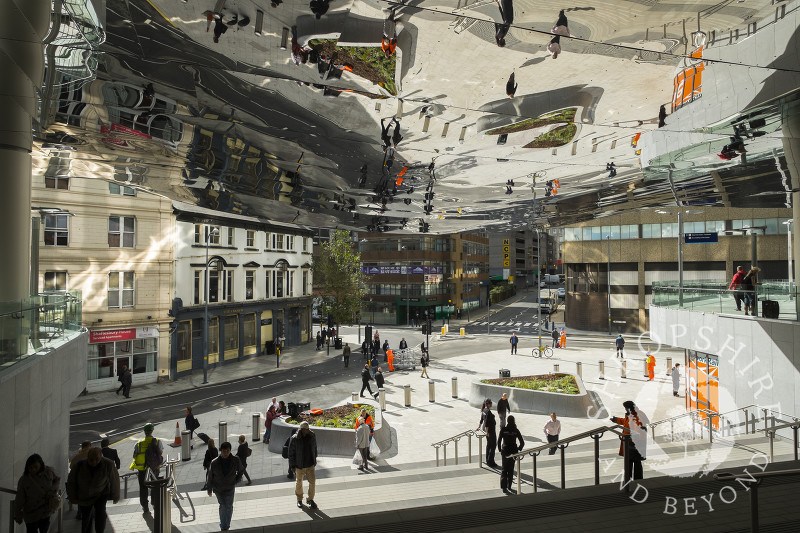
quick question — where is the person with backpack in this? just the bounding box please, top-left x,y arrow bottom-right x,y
206,442 -> 245,531
67,447 -> 120,533
185,406 -> 200,443
202,439 -> 218,490
130,423 -> 162,513
282,428 -> 299,479
288,421 -> 318,509
14,454 -> 61,533
615,335 -> 625,358
236,435 -> 253,485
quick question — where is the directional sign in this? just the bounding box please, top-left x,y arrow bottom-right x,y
503,238 -> 510,267
685,232 -> 718,244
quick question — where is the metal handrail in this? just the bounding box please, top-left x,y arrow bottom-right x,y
649,404 -> 760,442
764,420 -> 800,463
1,486 -> 64,533
505,424 -> 626,495
714,468 -> 800,532
431,429 -> 484,467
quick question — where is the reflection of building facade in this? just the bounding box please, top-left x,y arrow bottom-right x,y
561,207 -> 793,333
359,233 -> 489,325
170,203 -> 313,377
32,175 -> 174,392
487,230 -> 556,286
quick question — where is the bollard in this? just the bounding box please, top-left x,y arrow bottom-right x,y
599,360 -> 605,380
219,421 -> 228,445
144,476 -> 171,533
460,327 -> 465,336
429,380 -> 436,403
643,358 -> 648,378
441,326 -> 446,335
351,392 -> 359,402
576,361 -> 582,380
379,388 -> 386,411
554,363 -> 560,373
451,376 -> 458,398
621,360 -> 627,379
181,431 -> 191,461
404,384 -> 411,407
666,356 -> 672,375
251,413 -> 261,442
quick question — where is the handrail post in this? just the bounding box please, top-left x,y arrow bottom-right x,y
444,443 -> 447,466
749,481 -> 760,533
762,408 -> 769,436
435,446 -> 439,467
455,439 -> 459,465
532,454 -> 538,493
560,446 -> 566,489
708,414 -> 713,443
516,457 -> 522,494
592,434 -> 601,485
477,434 -> 484,468
744,409 -> 749,434
468,434 -> 472,463
794,425 -> 799,462
768,431 -> 774,464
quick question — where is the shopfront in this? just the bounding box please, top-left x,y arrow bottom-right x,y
86,326 -> 160,392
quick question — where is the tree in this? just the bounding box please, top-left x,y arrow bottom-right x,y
312,230 -> 369,334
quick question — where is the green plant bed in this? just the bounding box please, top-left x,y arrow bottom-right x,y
523,123 -> 577,148
481,374 -> 580,395
286,404 -> 375,428
485,108 -> 577,135
308,39 -> 396,95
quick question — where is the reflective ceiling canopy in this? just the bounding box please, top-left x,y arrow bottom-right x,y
35,0 -> 800,233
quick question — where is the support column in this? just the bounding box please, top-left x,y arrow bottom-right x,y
0,0 -> 50,301
782,113 -> 800,286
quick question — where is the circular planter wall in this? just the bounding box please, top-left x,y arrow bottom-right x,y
469,373 -> 603,419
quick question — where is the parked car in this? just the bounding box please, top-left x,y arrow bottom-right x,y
558,287 -> 565,299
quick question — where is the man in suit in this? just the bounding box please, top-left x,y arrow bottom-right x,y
100,438 -> 120,469
481,399 -> 499,467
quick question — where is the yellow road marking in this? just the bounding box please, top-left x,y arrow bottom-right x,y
145,0 -> 177,28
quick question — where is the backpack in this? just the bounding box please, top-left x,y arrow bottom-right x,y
144,438 -> 163,471
281,436 -> 291,459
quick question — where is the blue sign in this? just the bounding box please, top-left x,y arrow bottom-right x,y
685,232 -> 718,244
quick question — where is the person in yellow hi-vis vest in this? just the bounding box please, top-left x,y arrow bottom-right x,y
130,423 -> 163,514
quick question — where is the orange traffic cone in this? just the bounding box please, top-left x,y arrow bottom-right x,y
173,422 -> 182,446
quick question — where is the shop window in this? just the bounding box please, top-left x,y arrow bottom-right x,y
224,316 -> 238,351
132,338 -> 157,374
44,214 -> 69,246
108,271 -> 135,308
243,314 -> 256,348
44,271 -> 68,292
209,317 -> 219,358
177,322 -> 191,365
108,216 -> 136,248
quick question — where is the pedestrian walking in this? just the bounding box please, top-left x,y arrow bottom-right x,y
552,9 -> 569,35
671,363 -> 681,397
289,421 -> 318,509
372,338 -> 380,357
213,18 -> 228,43
206,442 -> 244,531
201,439 -> 218,491
343,342 -> 351,367
263,405 -> 278,444
497,415 -> 524,492
131,423 -> 162,513
316,331 -> 322,350
373,367 -> 384,399
361,339 -> 369,358
398,337 -> 408,350
66,447 -> 120,533
14,454 -> 61,533
100,438 -> 120,470
494,0 -> 514,47
309,0 -> 329,19
551,327 -> 559,348
185,406 -> 200,443
497,392 -> 510,428
658,105 -> 667,127
480,399 -> 498,467
610,401 -> 649,481
115,365 -> 126,395
740,266 -> 761,315
646,352 -> 656,381
728,265 -> 746,312
70,441 -> 92,470
370,353 -> 379,377
559,327 -> 567,349
236,435 -> 253,485
509,332 -> 518,354
120,366 -> 132,398
506,71 -> 517,98
615,334 -> 625,358
420,352 -> 429,378
360,364 -> 375,397
355,418 -> 371,471
543,412 -> 561,455
381,8 -> 401,58
547,35 -> 561,59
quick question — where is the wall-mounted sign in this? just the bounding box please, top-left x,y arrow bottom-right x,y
502,238 -> 510,267
424,274 -> 440,283
89,326 -> 159,343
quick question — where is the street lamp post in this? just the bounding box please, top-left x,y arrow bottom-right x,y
606,234 -> 612,335
536,228 -> 542,353
203,226 -> 220,385
402,245 -> 410,326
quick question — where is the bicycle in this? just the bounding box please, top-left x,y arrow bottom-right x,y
532,345 -> 553,358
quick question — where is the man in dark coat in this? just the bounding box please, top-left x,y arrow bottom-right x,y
551,327 -> 559,348
207,442 -> 244,530
66,447 -> 120,533
100,438 -> 120,469
288,422 -> 318,508
309,0 -> 329,19
343,342 -> 351,367
360,364 -> 374,397
494,0 -> 514,47
373,367 -> 385,399
481,399 -> 498,467
121,366 -> 132,398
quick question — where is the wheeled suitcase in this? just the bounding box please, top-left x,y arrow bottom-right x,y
761,300 -> 779,319
197,432 -> 210,445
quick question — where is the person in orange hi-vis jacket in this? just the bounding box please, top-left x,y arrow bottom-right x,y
609,400 -> 649,480
559,328 -> 566,349
386,349 -> 394,372
646,352 -> 656,381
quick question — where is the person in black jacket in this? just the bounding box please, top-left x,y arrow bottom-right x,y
288,421 -> 318,509
398,337 -> 408,350
202,439 -> 218,490
615,335 -> 625,358
185,406 -> 199,442
235,435 -> 252,485
551,327 -> 559,348
498,415 -> 524,492
373,367 -> 385,399
359,364 -> 374,397
100,438 -> 120,469
480,399 -> 498,467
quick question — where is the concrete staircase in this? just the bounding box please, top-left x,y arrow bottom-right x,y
64,431 -> 798,533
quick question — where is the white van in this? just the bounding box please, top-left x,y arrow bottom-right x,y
544,274 -> 560,284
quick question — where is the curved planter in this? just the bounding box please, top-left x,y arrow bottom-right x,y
267,399 -> 391,456
469,373 -> 602,419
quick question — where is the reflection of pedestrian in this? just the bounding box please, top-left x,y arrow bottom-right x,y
506,72 -> 517,98
671,364 -> 681,397
494,0 -> 514,47
610,401 -> 649,481
658,105 -> 667,127
498,415 -> 524,492
381,9 -> 402,57
548,35 -> 561,59
213,19 -> 228,43
543,412 -> 561,455
310,0 -> 329,19
552,9 -> 569,35
380,118 -> 394,149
